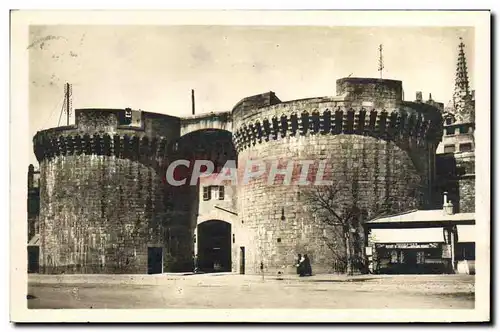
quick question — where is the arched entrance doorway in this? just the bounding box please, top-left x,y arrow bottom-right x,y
197,220 -> 231,272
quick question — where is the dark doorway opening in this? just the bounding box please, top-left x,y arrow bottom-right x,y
147,247 -> 163,274
239,246 -> 245,274
27,246 -> 39,273
197,220 -> 231,272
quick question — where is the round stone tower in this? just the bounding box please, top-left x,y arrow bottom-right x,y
231,78 -> 443,274
33,108 -> 182,274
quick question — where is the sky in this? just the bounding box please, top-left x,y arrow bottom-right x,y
28,25 -> 474,165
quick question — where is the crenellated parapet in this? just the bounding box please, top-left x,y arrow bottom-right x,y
33,108 -> 181,167
232,106 -> 442,152
33,132 -> 169,167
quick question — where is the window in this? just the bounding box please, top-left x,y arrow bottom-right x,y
459,126 -> 469,134
445,127 -> 455,135
444,145 -> 455,153
203,186 -> 211,201
416,251 -> 425,264
203,186 -> 224,201
212,186 -> 219,200
459,143 -> 473,152
445,117 -> 454,125
457,243 -> 475,260
218,186 -> 225,200
390,250 -> 399,264
456,166 -> 466,176
119,109 -> 142,127
120,109 -> 132,125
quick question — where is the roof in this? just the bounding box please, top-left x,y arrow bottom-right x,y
366,209 -> 475,224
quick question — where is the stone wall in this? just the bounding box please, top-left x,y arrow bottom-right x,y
31,77 -> 449,276
235,134 -> 428,274
33,109 -> 182,274
38,155 -> 165,273
180,112 -> 232,137
231,79 -> 442,274
336,77 -> 403,109
456,152 -> 475,213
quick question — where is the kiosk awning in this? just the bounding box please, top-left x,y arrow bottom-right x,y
457,225 -> 475,243
371,228 -> 445,244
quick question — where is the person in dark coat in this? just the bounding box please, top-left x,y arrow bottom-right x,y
297,254 -> 306,277
303,254 -> 312,276
296,254 -> 302,275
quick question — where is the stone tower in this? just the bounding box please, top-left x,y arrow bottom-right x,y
231,78 -> 443,274
436,38 -> 476,213
32,109 -> 193,274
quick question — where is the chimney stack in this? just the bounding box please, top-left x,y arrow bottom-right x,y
415,91 -> 422,103
191,89 -> 195,116
443,192 -> 454,215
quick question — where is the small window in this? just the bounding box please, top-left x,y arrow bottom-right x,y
119,109 -> 132,125
444,145 -> 455,153
456,166 -> 466,176
390,250 -> 399,264
459,143 -> 473,152
203,186 -> 211,201
445,117 -> 454,125
218,186 -> 225,200
416,251 -> 425,264
459,126 -> 469,134
119,109 -> 142,127
445,127 -> 455,135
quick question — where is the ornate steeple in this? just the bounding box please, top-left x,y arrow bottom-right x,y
451,37 -> 474,123
454,38 -> 470,98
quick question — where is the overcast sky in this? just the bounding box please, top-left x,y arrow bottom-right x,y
28,25 -> 474,164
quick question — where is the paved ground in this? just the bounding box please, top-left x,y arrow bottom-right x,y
27,273 -> 475,309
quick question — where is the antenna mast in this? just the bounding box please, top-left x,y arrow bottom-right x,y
64,82 -> 72,125
378,44 -> 384,79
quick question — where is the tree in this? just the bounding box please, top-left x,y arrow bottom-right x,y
307,182 -> 361,275
306,177 -> 404,275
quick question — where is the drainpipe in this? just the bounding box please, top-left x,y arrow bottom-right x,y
442,192 -> 456,272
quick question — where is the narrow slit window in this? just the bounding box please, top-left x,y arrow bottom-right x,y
218,186 -> 225,200
203,186 -> 211,201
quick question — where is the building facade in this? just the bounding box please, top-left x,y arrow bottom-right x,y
365,39 -> 476,275
29,40 -> 475,275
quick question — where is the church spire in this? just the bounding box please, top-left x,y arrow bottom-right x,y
453,38 -> 470,105
451,37 -> 474,123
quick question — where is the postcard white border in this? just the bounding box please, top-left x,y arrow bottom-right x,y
10,10 -> 491,323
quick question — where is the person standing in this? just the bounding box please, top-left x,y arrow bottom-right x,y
296,254 -> 302,275
303,254 -> 312,276
297,254 -> 306,277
